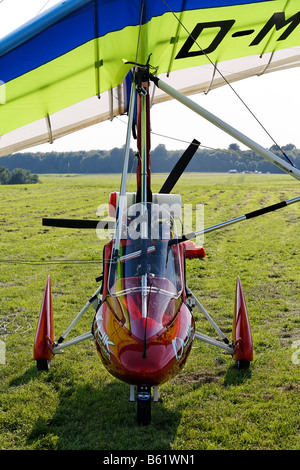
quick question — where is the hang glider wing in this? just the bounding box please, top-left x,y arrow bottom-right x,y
1,0 -> 300,156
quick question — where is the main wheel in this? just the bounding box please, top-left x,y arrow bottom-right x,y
137,385 -> 151,426
36,359 -> 51,371
236,360 -> 250,370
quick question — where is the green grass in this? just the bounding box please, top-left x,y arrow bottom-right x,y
1,172 -> 300,450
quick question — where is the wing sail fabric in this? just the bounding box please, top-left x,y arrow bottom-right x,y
1,0 -> 300,156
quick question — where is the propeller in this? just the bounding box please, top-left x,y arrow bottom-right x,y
42,218 -> 115,229
159,138 -> 200,194
169,195 -> 300,245
43,138 -> 200,229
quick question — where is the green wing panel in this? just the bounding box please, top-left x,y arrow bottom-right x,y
1,0 -> 300,156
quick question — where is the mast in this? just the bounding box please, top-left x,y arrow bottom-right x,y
136,68 -> 152,320
136,68 -> 152,203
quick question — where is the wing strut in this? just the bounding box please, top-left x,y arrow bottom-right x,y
151,76 -> 300,182
112,77 -> 137,260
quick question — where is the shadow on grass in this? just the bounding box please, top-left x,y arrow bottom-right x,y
9,365 -> 41,386
19,366 -> 181,450
11,360 -> 252,450
223,363 -> 252,386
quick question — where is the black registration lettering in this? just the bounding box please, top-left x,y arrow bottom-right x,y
175,20 -> 235,59
250,11 -> 300,46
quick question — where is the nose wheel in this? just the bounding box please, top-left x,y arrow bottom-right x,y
137,385 -> 151,426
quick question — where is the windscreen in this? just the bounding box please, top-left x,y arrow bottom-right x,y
108,203 -> 182,298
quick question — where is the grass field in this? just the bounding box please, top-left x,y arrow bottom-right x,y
0,172 -> 299,450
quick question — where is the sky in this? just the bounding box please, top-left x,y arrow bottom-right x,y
1,0 -> 300,154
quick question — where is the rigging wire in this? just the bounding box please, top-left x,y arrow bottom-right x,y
36,0 -> 52,16
1,259 -> 103,266
160,0 -> 295,167
116,116 -> 263,162
152,131 -> 263,161
152,130 -> 263,161
126,151 -> 139,190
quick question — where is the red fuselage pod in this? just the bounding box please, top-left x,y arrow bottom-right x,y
92,293 -> 195,386
34,275 -> 54,361
233,276 -> 253,362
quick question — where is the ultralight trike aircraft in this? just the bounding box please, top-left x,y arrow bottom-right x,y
1,0 -> 300,426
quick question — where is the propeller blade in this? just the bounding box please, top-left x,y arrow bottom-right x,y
170,195 -> 300,244
159,138 -> 200,194
42,218 -> 115,229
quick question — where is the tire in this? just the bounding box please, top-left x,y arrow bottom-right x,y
236,360 -> 250,370
137,385 -> 151,426
36,359 -> 51,371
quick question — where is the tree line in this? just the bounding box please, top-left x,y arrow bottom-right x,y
0,166 -> 39,185
1,143 -> 300,179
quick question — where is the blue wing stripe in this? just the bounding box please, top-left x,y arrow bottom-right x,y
0,0 -> 275,83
